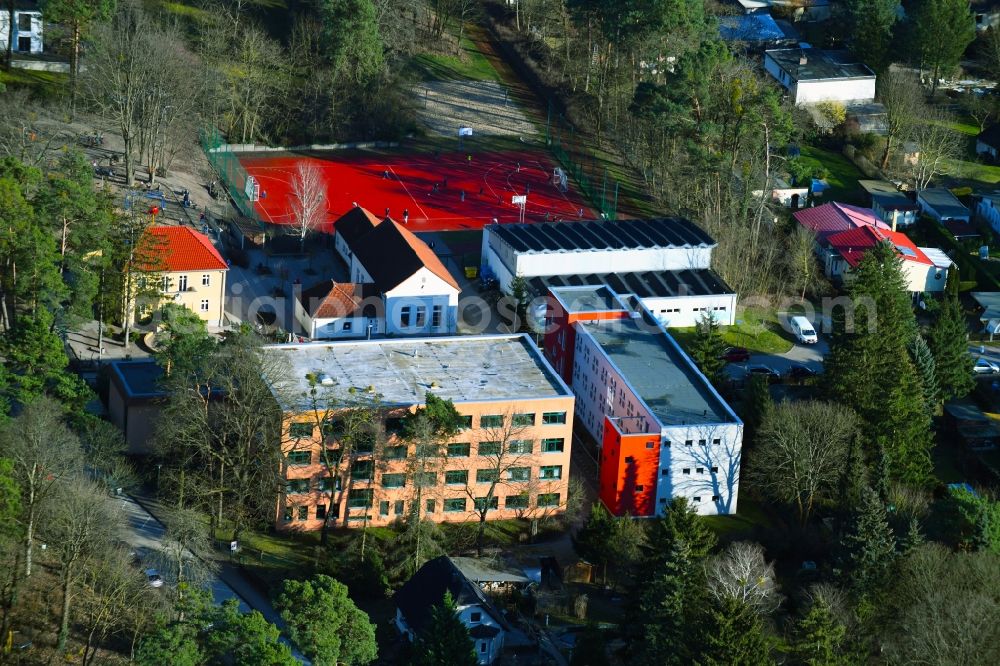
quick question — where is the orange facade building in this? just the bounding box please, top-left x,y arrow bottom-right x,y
264,335 -> 575,531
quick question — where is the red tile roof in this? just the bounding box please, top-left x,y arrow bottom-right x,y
825,225 -> 932,268
143,226 -> 228,272
793,202 -> 890,242
297,281 -> 379,318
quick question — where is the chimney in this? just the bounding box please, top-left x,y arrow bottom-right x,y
799,53 -> 808,66
891,210 -> 898,232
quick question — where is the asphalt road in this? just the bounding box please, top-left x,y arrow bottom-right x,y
723,338 -> 830,380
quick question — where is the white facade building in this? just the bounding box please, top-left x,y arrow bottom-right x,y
917,188 -> 971,223
483,218 -> 737,327
764,48 -> 875,105
977,193 -> 1000,236
0,4 -> 43,55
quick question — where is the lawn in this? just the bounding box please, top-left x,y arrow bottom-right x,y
798,145 -> 865,204
0,67 -> 67,90
670,308 -> 795,356
702,496 -> 771,541
407,33 -> 500,83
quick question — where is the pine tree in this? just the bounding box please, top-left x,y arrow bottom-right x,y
879,357 -> 934,485
842,488 -> 896,595
636,539 -> 701,666
698,596 -> 774,666
788,595 -> 847,666
908,334 -> 940,415
899,516 -> 925,554
690,311 -> 727,384
928,280 -> 974,400
411,591 -> 477,666
742,374 -> 774,442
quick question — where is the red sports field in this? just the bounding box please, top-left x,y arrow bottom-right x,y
238,150 -> 594,233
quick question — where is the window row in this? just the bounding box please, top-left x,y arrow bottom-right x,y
160,274 -> 213,292
399,304 -> 444,329
324,491 -> 563,514
287,411 -> 568,442
285,438 -> 566,465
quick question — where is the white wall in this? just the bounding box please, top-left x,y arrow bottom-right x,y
872,201 -> 917,228
917,194 -> 970,223
384,268 -> 459,335
658,422 -> 743,516
976,140 -> 998,159
334,234 -> 352,264
644,294 -> 737,328
456,604 -> 504,665
0,11 -> 43,54
979,198 -> 1000,236
764,53 -> 793,93
902,261 -> 947,293
795,78 -> 875,104
512,246 -> 713,278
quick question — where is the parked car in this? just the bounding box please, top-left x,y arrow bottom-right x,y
789,316 -> 818,344
720,346 -> 751,362
145,569 -> 164,588
974,358 -> 1000,374
786,364 -> 817,381
746,365 -> 781,382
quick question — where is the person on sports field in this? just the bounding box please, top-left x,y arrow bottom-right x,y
383,169 -> 389,179
403,208 -> 409,224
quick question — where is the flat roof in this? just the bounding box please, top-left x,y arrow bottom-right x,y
766,48 -> 874,81
488,217 -> 716,254
530,269 -> 735,301
549,285 -> 627,314
109,359 -> 167,399
263,334 -> 571,411
579,313 -> 736,426
918,188 -> 969,216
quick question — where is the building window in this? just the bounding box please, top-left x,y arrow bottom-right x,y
18,13 -> 31,30
385,446 -> 407,460
426,499 -> 435,513
394,500 -> 405,515
285,479 -> 310,494
316,504 -> 327,519
507,467 -> 530,482
415,472 -> 437,487
432,305 -> 442,327
382,473 -> 406,488
474,496 -> 499,511
447,442 -> 471,457
696,467 -> 704,474
202,274 -> 211,286
322,447 -> 342,464
634,485 -> 644,492
200,299 -> 209,312
470,612 -> 482,623
342,321 -> 353,332
480,414 -> 504,428
459,415 -> 473,429
385,417 -> 405,436
537,493 -> 560,508
287,450 -> 312,466
480,642 -> 487,653
693,496 -> 702,503
445,470 -> 468,485
698,439 -> 707,446
539,466 -> 562,480
541,438 -> 564,453
178,275 -> 188,291
624,456 -> 634,464
348,489 -> 373,508
283,507 -> 293,522
711,466 -> 719,473
415,306 -> 427,327
512,413 -> 535,426
415,444 -> 441,458
713,438 -> 721,445
350,460 -> 374,481
476,469 -> 499,483
316,477 -> 339,492
506,494 -> 529,509
444,498 -> 466,512
161,276 -> 170,292
542,411 -> 567,424
661,469 -> 669,476
712,495 -> 720,501
478,441 -> 501,456
682,468 -> 691,474
297,506 -> 309,520
400,306 -> 412,327
685,440 -> 693,446
379,501 -> 389,516
289,422 -> 314,439
508,439 -> 533,454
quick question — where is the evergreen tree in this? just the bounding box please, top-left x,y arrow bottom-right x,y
908,334 -> 940,415
825,242 -> 932,485
928,280 -> 974,400
842,488 -> 896,595
909,0 -> 976,96
844,0 -> 900,72
690,311 -> 727,384
643,496 -> 717,564
636,539 -> 702,666
698,596 -> 775,666
742,374 -> 774,442
899,516 -> 926,554
569,624 -> 610,666
788,595 -> 848,666
411,591 -> 477,666
276,574 -> 377,665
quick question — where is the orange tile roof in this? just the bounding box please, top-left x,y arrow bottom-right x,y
298,281 -> 380,318
143,226 -> 228,272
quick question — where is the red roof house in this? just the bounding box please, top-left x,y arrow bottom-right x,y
793,202 -> 890,242
143,226 -> 228,272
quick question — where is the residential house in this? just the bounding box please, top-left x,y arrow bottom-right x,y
0,1 -> 43,55
975,192 -> 1000,236
322,207 -> 460,337
793,201 -> 891,243
943,400 -> 1000,452
543,285 -> 743,516
973,0 -> 1000,31
138,226 -> 229,327
293,281 -> 380,340
733,0 -> 831,21
822,225 -> 950,292
394,556 -> 512,664
107,360 -> 167,455
917,188 -> 971,224
971,291 -> 1000,338
859,180 -> 918,229
976,124 -> 1000,161
264,334 -> 575,531
481,217 -> 737,327
764,47 -> 875,105
719,13 -> 794,45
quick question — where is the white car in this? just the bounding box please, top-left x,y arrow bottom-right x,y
974,358 -> 1000,374
145,569 -> 164,588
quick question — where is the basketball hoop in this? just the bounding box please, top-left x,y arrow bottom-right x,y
245,175 -> 260,202
512,194 -> 527,224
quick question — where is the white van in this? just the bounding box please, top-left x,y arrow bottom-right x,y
790,316 -> 818,344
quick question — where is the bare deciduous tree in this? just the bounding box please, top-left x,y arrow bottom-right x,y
289,163 -> 327,252
906,110 -> 965,190
748,401 -> 858,525
706,541 -> 781,615
877,70 -> 925,169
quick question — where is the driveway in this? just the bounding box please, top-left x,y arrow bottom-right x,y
723,337 -> 829,381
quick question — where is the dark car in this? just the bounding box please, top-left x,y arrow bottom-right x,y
720,346 -> 751,363
746,365 -> 781,382
785,364 -> 817,381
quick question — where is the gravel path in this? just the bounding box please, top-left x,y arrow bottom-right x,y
410,79 -> 538,138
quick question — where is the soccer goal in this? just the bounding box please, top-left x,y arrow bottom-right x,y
553,167 -> 569,192
244,175 -> 260,202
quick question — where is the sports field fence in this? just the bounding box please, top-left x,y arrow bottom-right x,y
545,101 -> 620,221
200,127 -> 260,223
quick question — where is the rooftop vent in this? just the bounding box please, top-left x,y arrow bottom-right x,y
318,373 -> 334,386
799,54 -> 808,66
